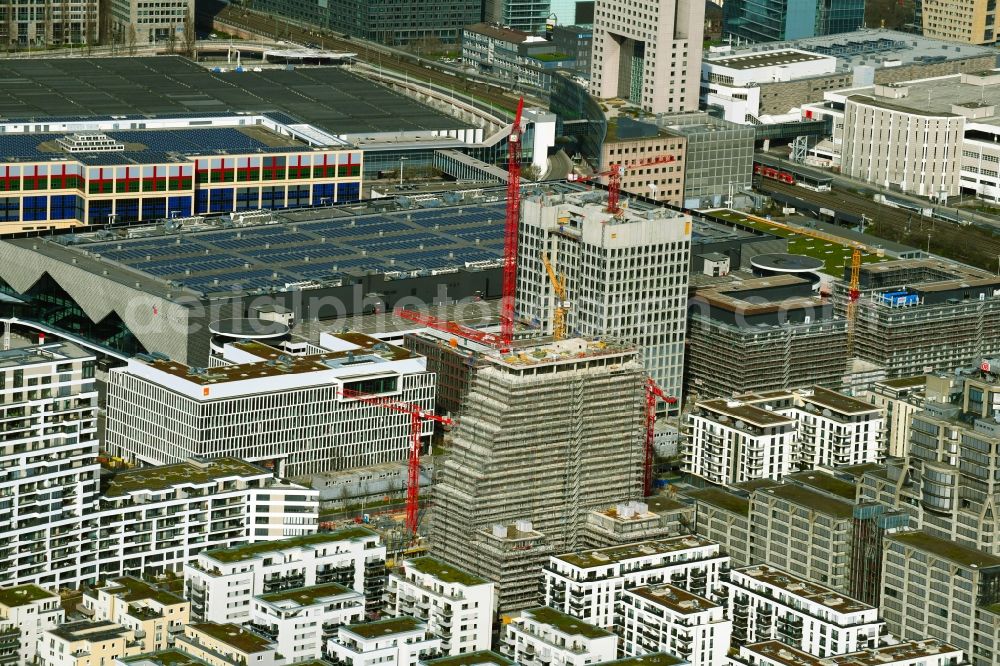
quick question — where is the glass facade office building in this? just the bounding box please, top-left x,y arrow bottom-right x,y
724,0 -> 864,43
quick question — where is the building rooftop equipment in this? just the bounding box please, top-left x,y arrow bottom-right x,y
554,535 -> 715,569
517,606 -> 613,638
103,458 -> 269,497
735,565 -> 875,613
708,49 -> 830,70
740,638 -> 965,666
201,528 -> 378,564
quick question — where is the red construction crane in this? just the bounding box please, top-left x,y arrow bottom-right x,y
845,248 -> 862,358
500,97 -> 525,348
570,155 -> 678,215
644,379 -> 678,497
339,388 -> 452,537
391,98 -> 525,353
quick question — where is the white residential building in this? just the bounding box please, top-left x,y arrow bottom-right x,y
327,617 -> 442,666
685,398 -> 797,485
38,621 -> 142,666
82,577 -> 189,653
177,623 -> 282,666
793,387 -> 885,469
96,458 -> 317,581
0,343 -> 100,590
107,332 -> 437,477
618,585 -> 730,666
727,565 -> 883,657
0,585 -> 64,666
249,583 -> 365,663
730,639 -> 969,666
702,49 -> 837,125
183,528 -> 387,624
500,607 -> 616,666
590,0 -> 704,113
386,557 -> 495,655
542,536 -> 728,629
516,189 -> 692,408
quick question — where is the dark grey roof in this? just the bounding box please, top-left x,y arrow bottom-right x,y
0,57 -> 463,134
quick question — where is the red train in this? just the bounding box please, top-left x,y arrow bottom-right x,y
753,163 -> 796,185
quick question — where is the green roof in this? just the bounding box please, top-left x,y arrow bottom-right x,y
786,472 -> 856,501
685,487 -> 750,515
556,536 -> 713,569
203,528 -> 377,563
0,584 -> 56,608
258,582 -> 354,606
597,655 -> 684,666
188,623 -> 273,653
757,485 -> 854,519
888,531 -> 1000,569
104,458 -> 267,497
424,651 -> 514,666
521,607 -> 612,639
122,650 -> 213,666
406,557 -> 487,586
345,616 -> 425,639
98,577 -> 185,607
876,375 -> 927,389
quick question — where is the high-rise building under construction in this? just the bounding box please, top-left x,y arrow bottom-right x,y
429,337 -> 647,612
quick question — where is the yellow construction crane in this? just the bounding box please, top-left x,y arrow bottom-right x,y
541,253 -> 568,340
846,248 -> 862,358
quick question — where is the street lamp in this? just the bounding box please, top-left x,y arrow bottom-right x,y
399,156 -> 408,188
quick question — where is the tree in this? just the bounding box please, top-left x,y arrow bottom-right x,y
127,23 -> 137,55
182,13 -> 196,56
166,23 -> 176,52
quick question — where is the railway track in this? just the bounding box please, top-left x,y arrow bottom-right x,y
198,1 -> 523,114
757,179 -> 1000,271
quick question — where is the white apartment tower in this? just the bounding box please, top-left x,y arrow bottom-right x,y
0,343 -> 100,590
327,617 -> 442,666
107,332 -> 436,478
517,190 -> 692,407
184,528 -> 387,623
0,585 -> 64,666
618,585 -> 731,666
590,0 -> 704,113
500,607 -> 617,666
386,557 -> 495,655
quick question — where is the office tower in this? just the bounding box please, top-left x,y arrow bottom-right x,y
107,0 -> 190,45
430,338 -> 647,612
0,0 -> 97,46
516,189 -> 691,407
106,332 -> 435,477
922,0 -> 999,45
590,0 -> 704,113
724,0 -> 865,43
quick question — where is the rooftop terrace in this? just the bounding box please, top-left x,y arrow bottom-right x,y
741,638 -> 963,666
424,651 -> 514,666
257,582 -> 354,606
519,606 -> 612,639
736,565 -> 874,614
0,584 -> 57,608
628,584 -> 719,614
405,556 -> 487,587
344,616 -> 424,639
95,577 -> 185,607
104,458 -> 267,497
188,623 -> 273,653
203,528 -> 377,564
554,535 -> 714,569
122,649 -> 214,666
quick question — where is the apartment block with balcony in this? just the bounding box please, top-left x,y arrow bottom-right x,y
794,388 -> 886,470
82,577 -> 189,653
176,623 -> 282,666
249,583 -> 364,663
421,652 -> 513,666
38,621 -> 143,666
727,565 -> 883,657
730,639 -> 969,666
541,536 -> 729,629
183,528 -> 386,624
859,375 -> 929,459
95,458 -> 317,583
617,585 -> 730,666
0,585 -> 63,666
500,607 -> 616,666
385,557 -> 495,655
327,617 -> 441,666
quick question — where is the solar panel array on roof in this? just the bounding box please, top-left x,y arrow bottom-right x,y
0,57 -> 464,135
82,202 -> 507,294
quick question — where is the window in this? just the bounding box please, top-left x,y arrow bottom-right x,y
167,196 -> 192,217
142,197 -> 167,220
337,182 -> 360,202
22,195 -> 47,221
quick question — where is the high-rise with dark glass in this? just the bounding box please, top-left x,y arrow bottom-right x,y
724,0 -> 865,43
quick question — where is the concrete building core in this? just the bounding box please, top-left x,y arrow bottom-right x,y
430,337 -> 647,612
590,0 -> 704,113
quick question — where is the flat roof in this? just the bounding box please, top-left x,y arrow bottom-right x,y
95,577 -> 185,607
0,584 -> 57,608
424,651 -> 514,666
684,487 -> 750,515
735,565 -> 874,613
554,535 -> 714,569
708,49 -> 830,70
103,458 -> 268,497
698,398 -> 796,428
786,471 -> 857,501
888,530 -> 1000,569
51,620 -> 132,643
847,73 -> 1000,127
520,606 -> 612,639
203,528 -> 377,564
756,485 -> 854,519
122,649 -> 214,666
405,556 -> 487,587
800,387 -> 877,415
345,616 -> 424,639
188,623 -> 272,653
0,342 -> 92,370
257,582 -> 354,606
0,57 -> 463,134
742,639 -> 963,666
875,375 -> 928,389
596,656 -> 684,666
464,23 -> 531,44
628,584 -> 720,614
750,253 -> 824,273
140,334 -> 414,387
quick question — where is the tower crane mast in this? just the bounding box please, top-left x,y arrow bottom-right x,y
644,379 -> 678,497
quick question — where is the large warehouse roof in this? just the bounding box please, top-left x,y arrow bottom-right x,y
0,57 -> 461,134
